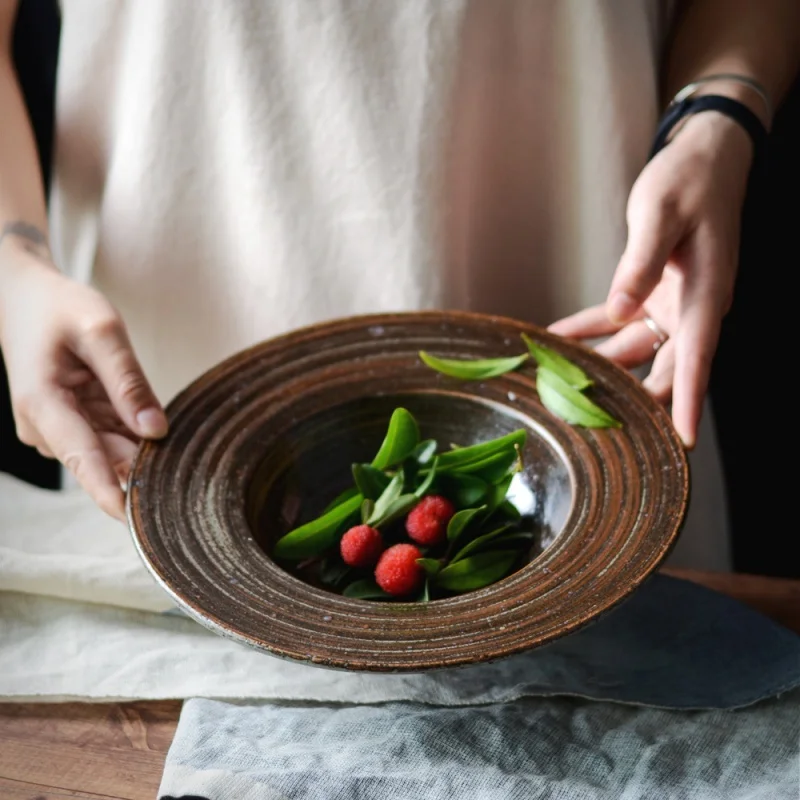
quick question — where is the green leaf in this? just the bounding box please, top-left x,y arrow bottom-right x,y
490,531 -> 536,549
366,469 -> 404,524
273,493 -> 363,560
369,494 -> 419,528
436,429 -> 527,471
436,474 -> 489,508
417,579 -> 431,602
446,505 -> 487,542
521,333 -> 592,389
352,463 -> 392,501
449,524 -> 515,563
414,456 -> 439,498
411,439 -> 438,465
360,498 -> 374,525
455,449 -> 519,483
371,408 -> 420,470
419,350 -> 529,380
497,499 -> 522,521
342,579 -> 391,600
416,557 -> 442,576
484,473 -> 514,513
536,367 -> 622,428
323,486 -> 361,514
366,469 -> 419,527
436,550 -> 519,592
319,558 -> 352,587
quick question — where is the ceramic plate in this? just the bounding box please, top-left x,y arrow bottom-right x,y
127,311 -> 689,672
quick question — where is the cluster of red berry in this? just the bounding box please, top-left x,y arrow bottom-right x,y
339,495 -> 455,596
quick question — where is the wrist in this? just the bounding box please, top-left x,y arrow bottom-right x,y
0,221 -> 56,282
671,108 -> 755,171
0,238 -> 59,340
685,77 -> 771,130
0,220 -> 53,264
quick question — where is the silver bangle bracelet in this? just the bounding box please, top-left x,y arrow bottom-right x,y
670,73 -> 772,123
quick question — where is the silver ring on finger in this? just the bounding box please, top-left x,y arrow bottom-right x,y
642,315 -> 669,351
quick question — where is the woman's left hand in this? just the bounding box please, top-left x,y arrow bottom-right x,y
548,110 -> 755,449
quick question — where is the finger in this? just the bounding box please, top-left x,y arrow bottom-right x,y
99,432 -> 140,486
75,315 -> 168,440
13,414 -> 43,449
670,230 -> 730,450
595,319 -> 666,369
82,399 -> 140,438
548,304 -> 624,339
642,339 -> 676,404
607,193 -> 685,324
35,395 -> 126,519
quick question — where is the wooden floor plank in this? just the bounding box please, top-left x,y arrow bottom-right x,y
0,775 -> 126,799
0,701 -> 180,753
0,702 -> 179,800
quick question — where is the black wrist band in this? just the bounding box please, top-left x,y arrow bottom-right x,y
648,94 -> 768,161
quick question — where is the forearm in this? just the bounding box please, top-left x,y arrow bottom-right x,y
0,6 -> 52,268
664,0 -> 800,125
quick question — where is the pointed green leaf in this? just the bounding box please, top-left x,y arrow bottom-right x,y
417,579 -> 431,602
446,505 -> 487,542
521,333 -> 592,389
416,557 -> 442,576
497,499 -> 522,521
419,350 -> 529,380
365,469 -> 404,524
371,408 -> 420,470
352,463 -> 392,501
436,550 -> 519,592
319,558 -> 352,588
455,449 -> 519,483
536,367 -> 622,428
323,486 -> 360,514
367,469 -> 418,527
273,493 -> 363,560
436,474 -> 489,508
436,429 -> 527,471
450,524 -> 515,563
370,494 -> 419,528
342,579 -> 391,600
490,531 -> 536,549
360,498 -> 374,525
411,439 -> 438,465
484,474 -> 514,513
414,456 -> 439,498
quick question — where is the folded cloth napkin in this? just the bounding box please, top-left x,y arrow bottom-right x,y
158,690 -> 800,800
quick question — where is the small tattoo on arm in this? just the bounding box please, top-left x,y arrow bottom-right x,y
0,221 -> 52,260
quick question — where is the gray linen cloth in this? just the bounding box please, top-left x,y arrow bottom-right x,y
158,575 -> 800,799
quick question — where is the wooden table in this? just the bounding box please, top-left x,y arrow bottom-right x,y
1,569 -> 799,800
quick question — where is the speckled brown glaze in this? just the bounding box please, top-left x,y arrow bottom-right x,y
126,311 -> 689,672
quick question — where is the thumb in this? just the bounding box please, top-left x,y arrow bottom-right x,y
607,195 -> 684,324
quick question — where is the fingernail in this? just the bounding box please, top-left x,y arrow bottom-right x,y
607,292 -> 637,324
136,407 -> 168,438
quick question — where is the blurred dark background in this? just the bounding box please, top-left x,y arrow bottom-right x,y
1,0 -> 797,577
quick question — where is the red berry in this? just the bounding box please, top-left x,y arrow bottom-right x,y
340,525 -> 384,568
374,543 -> 424,596
405,495 -> 456,546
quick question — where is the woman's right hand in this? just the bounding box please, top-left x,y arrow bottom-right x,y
0,246 -> 167,520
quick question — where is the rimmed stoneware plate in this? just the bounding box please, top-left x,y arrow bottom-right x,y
127,310 -> 689,672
